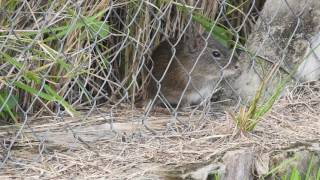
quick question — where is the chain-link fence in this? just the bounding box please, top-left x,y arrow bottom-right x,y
1,0 -> 320,178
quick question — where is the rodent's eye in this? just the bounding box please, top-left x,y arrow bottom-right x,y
212,50 -> 221,58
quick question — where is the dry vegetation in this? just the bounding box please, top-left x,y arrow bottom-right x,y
0,0 -> 261,120
1,0 -> 320,179
1,82 -> 320,179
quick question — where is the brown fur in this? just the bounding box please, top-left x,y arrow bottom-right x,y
145,34 -> 240,109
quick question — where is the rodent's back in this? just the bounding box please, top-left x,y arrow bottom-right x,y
146,39 -> 189,104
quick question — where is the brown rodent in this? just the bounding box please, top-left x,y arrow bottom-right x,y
144,33 -> 240,109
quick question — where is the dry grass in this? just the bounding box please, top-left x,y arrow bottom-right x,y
1,82 -> 319,179
2,0 -> 317,179
0,0 -> 266,121
0,0 -> 221,118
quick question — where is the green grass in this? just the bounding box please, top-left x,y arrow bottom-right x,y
279,164 -> 320,180
0,90 -> 18,123
208,155 -> 320,180
228,66 -> 290,132
172,0 -> 236,47
0,2 -> 111,121
264,154 -> 320,180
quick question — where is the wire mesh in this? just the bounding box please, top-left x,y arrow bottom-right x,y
0,0 -> 320,178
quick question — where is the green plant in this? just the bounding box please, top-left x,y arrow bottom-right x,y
0,90 -> 18,123
0,3 -> 112,121
207,172 -> 220,180
229,59 -> 290,132
173,1 -> 234,47
264,154 -> 320,180
281,167 -> 320,180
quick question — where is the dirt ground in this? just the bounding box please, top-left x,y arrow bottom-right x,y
0,83 -> 320,179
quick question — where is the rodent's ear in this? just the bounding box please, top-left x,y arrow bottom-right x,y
185,22 -> 206,52
186,34 -> 206,53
